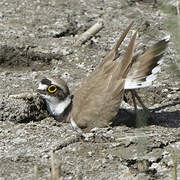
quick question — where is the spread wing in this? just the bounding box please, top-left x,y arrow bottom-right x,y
124,36 -> 170,89
71,23 -> 137,132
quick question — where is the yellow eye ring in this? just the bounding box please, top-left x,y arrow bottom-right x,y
48,85 -> 57,93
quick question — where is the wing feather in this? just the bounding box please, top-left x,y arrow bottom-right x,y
124,35 -> 169,89
71,24 -> 137,132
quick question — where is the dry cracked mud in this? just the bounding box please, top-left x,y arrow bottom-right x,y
0,0 -> 180,179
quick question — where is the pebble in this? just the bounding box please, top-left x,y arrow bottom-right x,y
12,138 -> 27,145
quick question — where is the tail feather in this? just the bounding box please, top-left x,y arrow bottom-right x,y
100,22 -> 134,69
124,35 -> 170,89
107,30 -> 138,93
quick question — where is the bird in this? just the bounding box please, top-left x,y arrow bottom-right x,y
37,22 -> 169,134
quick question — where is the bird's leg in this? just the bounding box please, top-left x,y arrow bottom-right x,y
133,90 -> 149,112
130,90 -> 152,127
130,90 -> 138,114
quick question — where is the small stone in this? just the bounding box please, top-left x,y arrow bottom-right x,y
167,94 -> 172,98
12,138 -> 27,145
137,159 -> 150,172
162,89 -> 168,93
87,151 -> 93,156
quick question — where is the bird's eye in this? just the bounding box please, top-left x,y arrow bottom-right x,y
48,85 -> 57,93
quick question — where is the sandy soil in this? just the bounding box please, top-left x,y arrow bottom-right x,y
0,0 -> 179,179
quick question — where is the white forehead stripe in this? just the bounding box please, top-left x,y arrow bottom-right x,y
38,83 -> 48,90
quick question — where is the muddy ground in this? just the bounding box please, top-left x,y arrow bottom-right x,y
0,0 -> 180,179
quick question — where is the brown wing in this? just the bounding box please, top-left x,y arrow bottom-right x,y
72,24 -> 137,132
124,36 -> 170,89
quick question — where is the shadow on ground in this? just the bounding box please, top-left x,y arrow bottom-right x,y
112,101 -> 180,128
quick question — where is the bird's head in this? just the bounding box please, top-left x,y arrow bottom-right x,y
37,77 -> 72,118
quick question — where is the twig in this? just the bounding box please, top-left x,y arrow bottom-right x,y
51,151 -> 56,180
177,0 -> 180,15
74,20 -> 104,46
172,151 -> 178,180
50,151 -> 61,180
33,165 -> 38,180
8,92 -> 38,99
